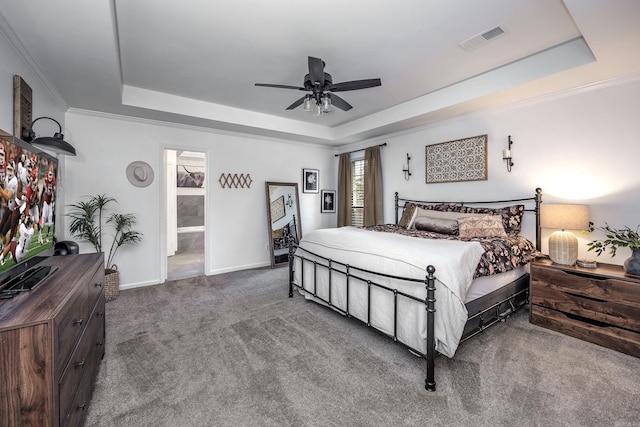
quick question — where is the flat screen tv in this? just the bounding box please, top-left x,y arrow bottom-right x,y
0,134 -> 58,281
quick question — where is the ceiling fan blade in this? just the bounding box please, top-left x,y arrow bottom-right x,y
255,83 -> 305,90
286,96 -> 306,110
308,56 -> 325,88
329,78 -> 382,92
328,93 -> 352,111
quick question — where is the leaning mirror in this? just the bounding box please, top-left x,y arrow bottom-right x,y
265,182 -> 302,268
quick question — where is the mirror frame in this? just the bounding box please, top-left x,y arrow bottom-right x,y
265,182 -> 302,268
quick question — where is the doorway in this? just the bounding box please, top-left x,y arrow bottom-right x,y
166,149 -> 206,281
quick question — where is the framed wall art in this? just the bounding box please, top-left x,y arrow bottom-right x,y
270,195 -> 285,222
425,134 -> 488,184
320,190 -> 336,213
302,168 -> 319,193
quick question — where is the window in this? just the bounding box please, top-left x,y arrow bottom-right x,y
351,159 -> 365,226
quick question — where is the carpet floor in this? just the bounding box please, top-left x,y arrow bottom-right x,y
85,267 -> 640,426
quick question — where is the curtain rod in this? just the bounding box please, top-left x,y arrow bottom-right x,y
334,142 -> 387,157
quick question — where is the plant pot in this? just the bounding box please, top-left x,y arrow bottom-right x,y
104,265 -> 120,301
623,248 -> 640,277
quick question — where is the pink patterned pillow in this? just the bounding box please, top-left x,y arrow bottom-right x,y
458,215 -> 508,238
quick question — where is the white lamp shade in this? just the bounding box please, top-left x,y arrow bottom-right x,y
540,204 -> 590,230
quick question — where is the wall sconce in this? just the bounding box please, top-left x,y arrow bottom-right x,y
402,153 -> 412,180
21,116 -> 77,156
503,135 -> 514,172
541,203 -> 590,265
286,194 -> 294,209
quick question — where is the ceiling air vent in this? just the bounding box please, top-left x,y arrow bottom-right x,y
458,25 -> 508,52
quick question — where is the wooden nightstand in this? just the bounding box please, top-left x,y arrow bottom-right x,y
530,258 -> 640,358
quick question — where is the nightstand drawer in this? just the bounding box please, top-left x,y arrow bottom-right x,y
531,260 -> 640,357
531,264 -> 640,308
531,305 -> 640,357
530,280 -> 640,331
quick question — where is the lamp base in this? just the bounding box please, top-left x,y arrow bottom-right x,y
548,231 -> 578,265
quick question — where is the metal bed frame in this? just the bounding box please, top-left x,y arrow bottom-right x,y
288,188 -> 542,391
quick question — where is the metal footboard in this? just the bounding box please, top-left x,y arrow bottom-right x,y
288,245 -> 438,391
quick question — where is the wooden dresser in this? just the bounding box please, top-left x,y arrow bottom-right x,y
530,258 -> 640,357
0,253 -> 105,427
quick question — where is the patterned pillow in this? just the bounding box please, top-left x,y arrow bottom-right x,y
461,205 -> 525,236
398,203 -> 417,229
414,203 -> 460,213
458,215 -> 508,238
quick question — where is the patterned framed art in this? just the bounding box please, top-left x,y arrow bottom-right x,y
425,134 -> 488,184
270,195 -> 285,222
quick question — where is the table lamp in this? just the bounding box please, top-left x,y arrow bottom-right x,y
540,204 -> 590,265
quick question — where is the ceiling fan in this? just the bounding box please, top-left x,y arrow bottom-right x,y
255,56 -> 382,116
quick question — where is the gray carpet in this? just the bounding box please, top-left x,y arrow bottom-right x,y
85,267 -> 640,426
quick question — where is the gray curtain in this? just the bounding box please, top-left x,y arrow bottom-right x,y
337,153 -> 352,227
364,146 -> 383,226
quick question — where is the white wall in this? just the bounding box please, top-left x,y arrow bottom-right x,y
62,111 -> 337,288
0,32 -> 66,133
350,73 -> 640,266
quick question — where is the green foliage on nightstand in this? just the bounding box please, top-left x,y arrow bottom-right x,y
586,222 -> 640,257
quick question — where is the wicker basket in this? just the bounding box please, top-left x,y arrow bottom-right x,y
104,265 -> 120,302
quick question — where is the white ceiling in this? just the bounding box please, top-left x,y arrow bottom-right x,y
1,0 -> 639,146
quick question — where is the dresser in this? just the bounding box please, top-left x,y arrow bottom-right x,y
0,253 -> 105,427
530,258 -> 640,357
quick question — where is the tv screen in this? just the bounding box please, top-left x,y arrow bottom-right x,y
0,134 -> 57,275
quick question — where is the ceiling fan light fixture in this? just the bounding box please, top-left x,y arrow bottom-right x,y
322,95 -> 331,112
314,103 -> 323,116
303,95 -> 312,111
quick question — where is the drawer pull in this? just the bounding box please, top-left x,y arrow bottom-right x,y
95,281 -> 103,288
566,291 -> 607,303
97,341 -> 104,347
74,318 -> 84,326
97,311 -> 104,317
75,359 -> 86,368
78,402 -> 87,410
565,312 -> 611,328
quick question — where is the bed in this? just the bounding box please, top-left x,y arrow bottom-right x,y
288,188 -> 542,391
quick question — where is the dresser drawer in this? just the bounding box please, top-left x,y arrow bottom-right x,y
56,285 -> 89,373
59,295 -> 106,423
87,265 -> 105,310
60,305 -> 105,427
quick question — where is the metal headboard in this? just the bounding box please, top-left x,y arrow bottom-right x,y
394,188 -> 543,250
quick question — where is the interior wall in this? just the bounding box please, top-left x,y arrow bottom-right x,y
62,111 -> 337,288
349,73 -> 640,266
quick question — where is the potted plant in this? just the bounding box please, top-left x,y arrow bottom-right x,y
67,194 -> 143,300
586,222 -> 640,276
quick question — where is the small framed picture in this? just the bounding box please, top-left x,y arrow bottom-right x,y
321,190 -> 336,213
302,168 -> 319,193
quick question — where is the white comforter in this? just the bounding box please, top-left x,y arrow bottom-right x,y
293,226 -> 485,357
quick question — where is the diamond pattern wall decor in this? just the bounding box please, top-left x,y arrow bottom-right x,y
219,173 -> 252,188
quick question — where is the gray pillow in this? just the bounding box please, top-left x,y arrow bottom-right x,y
413,216 -> 459,235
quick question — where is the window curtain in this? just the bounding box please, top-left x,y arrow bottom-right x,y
363,146 -> 383,226
337,153 -> 352,227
